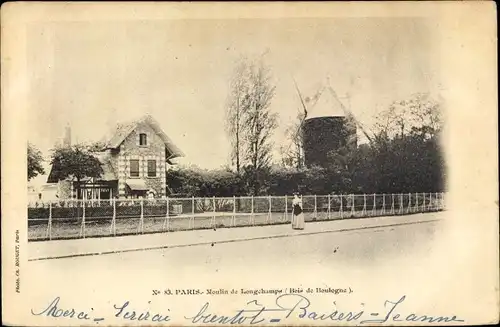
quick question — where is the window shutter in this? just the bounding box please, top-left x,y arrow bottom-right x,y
147,159 -> 157,177
136,133 -> 140,146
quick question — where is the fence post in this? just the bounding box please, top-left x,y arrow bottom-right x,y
415,193 -> 419,212
233,196 -> 236,227
407,193 -> 411,214
382,194 -> 386,215
421,192 -> 425,212
212,196 -> 216,228
327,194 -> 331,220
372,193 -> 376,216
399,193 -> 403,214
139,198 -> 144,234
81,200 -> 86,239
48,201 -> 52,240
429,192 -> 433,211
284,195 -> 288,222
351,194 -> 355,217
251,196 -> 255,226
191,196 -> 195,230
420,192 -> 424,211
362,194 -> 366,216
340,194 -> 343,219
390,194 -> 394,215
422,193 -> 431,212
163,197 -> 170,232
423,193 -> 426,212
314,195 -> 317,219
268,196 -> 272,224
421,193 -> 424,212
111,198 -> 116,236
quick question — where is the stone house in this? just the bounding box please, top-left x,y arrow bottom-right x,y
47,115 -> 184,199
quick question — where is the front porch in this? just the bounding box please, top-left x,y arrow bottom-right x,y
74,180 -> 118,200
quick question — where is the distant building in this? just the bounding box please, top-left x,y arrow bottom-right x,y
47,115 -> 184,199
28,182 -> 58,204
63,123 -> 72,147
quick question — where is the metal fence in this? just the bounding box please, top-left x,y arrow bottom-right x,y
28,192 -> 445,241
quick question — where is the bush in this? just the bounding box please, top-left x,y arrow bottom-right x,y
167,131 -> 444,198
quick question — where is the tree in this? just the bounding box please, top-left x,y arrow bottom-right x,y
242,60 -> 278,194
225,59 -> 250,174
367,93 -> 445,193
80,141 -> 108,153
224,57 -> 278,195
49,144 -> 103,193
28,143 -> 45,181
373,93 -> 442,139
280,113 -> 305,169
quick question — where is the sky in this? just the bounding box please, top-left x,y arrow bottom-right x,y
26,17 -> 441,178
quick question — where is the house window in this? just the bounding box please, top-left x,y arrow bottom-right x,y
147,160 -> 157,177
130,160 -> 140,177
139,133 -> 147,146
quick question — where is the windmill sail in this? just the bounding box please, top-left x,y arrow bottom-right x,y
293,77 -> 308,120
325,84 -> 374,143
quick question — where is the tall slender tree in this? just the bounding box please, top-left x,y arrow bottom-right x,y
242,60 -> 278,195
225,59 -> 249,174
225,57 -> 278,195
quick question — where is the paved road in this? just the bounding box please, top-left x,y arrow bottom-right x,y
28,212 -> 441,260
28,214 -> 443,293
24,213 -> 495,326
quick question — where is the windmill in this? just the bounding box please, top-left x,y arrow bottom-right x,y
292,76 -> 375,144
288,76 -> 376,168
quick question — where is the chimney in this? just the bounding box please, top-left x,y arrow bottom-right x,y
63,123 -> 71,147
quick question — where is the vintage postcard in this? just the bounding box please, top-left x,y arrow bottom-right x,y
1,1 -> 498,326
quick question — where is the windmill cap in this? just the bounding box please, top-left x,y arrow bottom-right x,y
305,88 -> 346,118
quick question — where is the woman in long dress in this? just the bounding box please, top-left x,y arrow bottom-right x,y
292,194 -> 305,230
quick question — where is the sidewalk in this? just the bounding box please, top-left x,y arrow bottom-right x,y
28,212 -> 443,261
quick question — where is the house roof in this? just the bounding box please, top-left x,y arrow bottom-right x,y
41,184 -> 58,191
95,152 -> 117,181
47,170 -> 57,184
105,115 -> 184,159
126,179 -> 149,191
